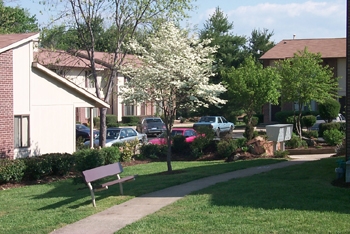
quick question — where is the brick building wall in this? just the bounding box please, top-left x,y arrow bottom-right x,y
0,50 -> 14,159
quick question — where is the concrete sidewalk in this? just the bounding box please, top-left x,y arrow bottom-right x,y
51,154 -> 333,234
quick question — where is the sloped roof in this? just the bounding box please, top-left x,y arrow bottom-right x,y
32,62 -> 109,108
0,33 -> 39,53
260,38 -> 346,60
0,33 -> 109,108
35,49 -> 141,69
34,49 -> 106,70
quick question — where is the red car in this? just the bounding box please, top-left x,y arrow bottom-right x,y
148,128 -> 199,145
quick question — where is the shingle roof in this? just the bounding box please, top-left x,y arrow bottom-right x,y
260,38 -> 346,60
34,49 -> 106,70
0,33 -> 39,53
35,49 -> 141,69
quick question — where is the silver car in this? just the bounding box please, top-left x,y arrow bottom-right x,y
310,113 -> 346,131
84,127 -> 147,147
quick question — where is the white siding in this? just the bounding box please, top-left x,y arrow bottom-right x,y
11,41 -> 106,158
13,41 -> 31,114
30,105 -> 74,155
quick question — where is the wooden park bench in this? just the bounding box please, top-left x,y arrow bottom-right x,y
82,162 -> 136,207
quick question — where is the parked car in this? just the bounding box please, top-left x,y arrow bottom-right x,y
310,113 -> 346,131
76,124 -> 99,142
136,117 -> 166,136
193,116 -> 234,137
84,127 -> 147,147
148,128 -> 199,145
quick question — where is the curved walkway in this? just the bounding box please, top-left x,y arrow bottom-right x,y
51,154 -> 333,234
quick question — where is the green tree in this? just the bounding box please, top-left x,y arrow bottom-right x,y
0,1 -> 38,33
277,48 -> 339,138
222,55 -> 281,139
40,25 -> 80,50
199,7 -> 246,79
197,7 -> 246,117
246,28 -> 275,62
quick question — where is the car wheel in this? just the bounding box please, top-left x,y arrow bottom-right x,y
216,128 -> 220,137
229,126 -> 234,133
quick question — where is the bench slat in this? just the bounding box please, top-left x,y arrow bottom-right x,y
101,175 -> 135,187
83,162 -> 124,182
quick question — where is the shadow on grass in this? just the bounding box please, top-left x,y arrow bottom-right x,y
201,156 -> 350,214
32,158 -> 284,210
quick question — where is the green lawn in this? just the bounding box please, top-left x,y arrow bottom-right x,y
117,156 -> 350,234
0,158 -> 282,234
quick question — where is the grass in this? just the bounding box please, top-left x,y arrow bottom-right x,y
117,156 -> 350,234
0,158 -> 282,234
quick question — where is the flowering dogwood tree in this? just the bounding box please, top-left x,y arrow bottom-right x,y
120,22 -> 227,172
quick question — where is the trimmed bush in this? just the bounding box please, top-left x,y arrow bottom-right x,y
100,147 -> 120,164
122,116 -> 140,124
22,156 -> 53,180
318,99 -> 340,123
323,129 -> 344,146
302,115 -> 316,129
217,139 -> 237,159
0,159 -> 26,183
190,127 -> 215,156
274,150 -> 289,158
48,153 -> 75,176
285,133 -> 307,149
236,138 -> 247,148
172,135 -> 190,154
302,130 -> 319,139
319,122 -> 340,137
140,144 -> 167,159
106,115 -> 118,128
275,111 -> 318,124
73,148 -> 105,173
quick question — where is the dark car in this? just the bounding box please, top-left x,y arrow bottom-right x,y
76,124 -> 99,142
136,117 -> 166,136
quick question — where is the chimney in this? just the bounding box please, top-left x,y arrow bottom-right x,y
293,34 -> 296,39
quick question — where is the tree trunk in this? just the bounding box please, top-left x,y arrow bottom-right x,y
165,129 -> 173,172
99,108 -> 107,147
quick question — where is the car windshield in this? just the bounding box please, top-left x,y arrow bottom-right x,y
199,117 -> 215,122
146,118 -> 162,123
106,129 -> 120,139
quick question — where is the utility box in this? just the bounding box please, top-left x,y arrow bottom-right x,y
266,124 -> 293,152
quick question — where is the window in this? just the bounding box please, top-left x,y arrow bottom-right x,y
14,115 -> 29,148
51,69 -> 66,77
124,105 -> 134,116
85,108 -> 99,118
85,71 -> 95,88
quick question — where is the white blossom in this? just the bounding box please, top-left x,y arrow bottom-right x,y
119,22 -> 226,114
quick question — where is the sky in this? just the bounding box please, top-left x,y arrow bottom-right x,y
7,0 -> 346,43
